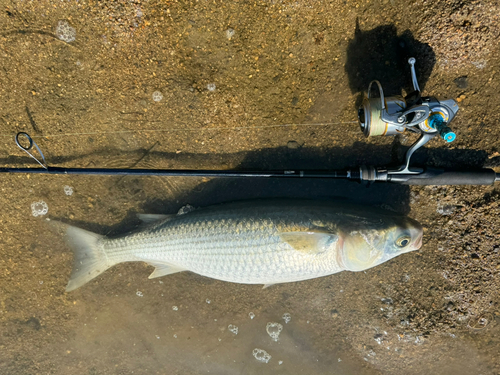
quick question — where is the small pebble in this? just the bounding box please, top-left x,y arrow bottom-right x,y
249,312 -> 255,320
172,306 -> 178,311
287,140 -> 300,149
136,291 -> 143,297
207,83 -> 216,92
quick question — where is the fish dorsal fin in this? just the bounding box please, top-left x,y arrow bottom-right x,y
279,230 -> 339,255
137,214 -> 175,224
147,262 -> 186,279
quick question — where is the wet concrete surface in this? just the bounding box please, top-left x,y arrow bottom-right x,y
1,0 -> 500,374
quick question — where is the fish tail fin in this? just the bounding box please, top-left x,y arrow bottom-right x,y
62,224 -> 112,292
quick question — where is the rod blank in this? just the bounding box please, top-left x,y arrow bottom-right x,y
0,166 -> 497,185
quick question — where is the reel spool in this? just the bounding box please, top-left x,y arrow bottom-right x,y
358,81 -> 407,137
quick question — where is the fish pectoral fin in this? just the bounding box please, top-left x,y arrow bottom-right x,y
279,231 -> 339,255
147,263 -> 186,279
137,214 -> 176,224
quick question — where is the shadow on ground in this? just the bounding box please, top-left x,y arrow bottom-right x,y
4,139 -> 489,235
345,22 -> 436,100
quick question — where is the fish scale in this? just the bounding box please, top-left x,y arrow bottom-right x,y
105,207 -> 339,283
60,200 -> 423,292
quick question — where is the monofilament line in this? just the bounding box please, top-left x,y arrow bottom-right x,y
0,121 -> 358,138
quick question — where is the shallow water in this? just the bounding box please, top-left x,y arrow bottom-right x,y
1,0 -> 500,374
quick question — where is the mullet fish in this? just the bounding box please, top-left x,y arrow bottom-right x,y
60,200 -> 423,292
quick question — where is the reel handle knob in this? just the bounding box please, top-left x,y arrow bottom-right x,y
439,126 -> 456,143
427,113 -> 456,143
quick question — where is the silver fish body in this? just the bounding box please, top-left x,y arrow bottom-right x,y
62,200 -> 423,292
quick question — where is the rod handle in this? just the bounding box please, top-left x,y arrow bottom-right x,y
390,168 -> 497,185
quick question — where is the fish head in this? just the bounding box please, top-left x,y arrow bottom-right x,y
339,216 -> 423,272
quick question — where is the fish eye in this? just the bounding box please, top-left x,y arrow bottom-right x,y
395,235 -> 411,248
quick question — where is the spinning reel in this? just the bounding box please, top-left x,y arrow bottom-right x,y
358,57 -> 459,176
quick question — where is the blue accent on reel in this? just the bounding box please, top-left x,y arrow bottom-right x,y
428,113 -> 456,143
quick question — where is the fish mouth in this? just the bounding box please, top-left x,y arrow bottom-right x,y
405,217 -> 423,250
413,233 -> 423,250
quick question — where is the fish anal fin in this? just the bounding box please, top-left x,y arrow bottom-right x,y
137,214 -> 175,224
279,230 -> 339,255
148,263 -> 186,279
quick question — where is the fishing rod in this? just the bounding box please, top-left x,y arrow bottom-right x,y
1,58 -> 499,186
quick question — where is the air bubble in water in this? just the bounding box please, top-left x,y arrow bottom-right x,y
252,348 -> 271,363
249,312 -> 255,319
226,28 -> 235,40
228,324 -> 238,335
172,306 -> 178,311
31,201 -> 48,217
55,20 -> 76,43
177,204 -> 196,215
64,186 -> 73,196
266,322 -> 283,341
282,313 -> 291,324
152,91 -> 163,102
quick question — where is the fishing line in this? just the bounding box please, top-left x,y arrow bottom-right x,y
0,121 -> 358,139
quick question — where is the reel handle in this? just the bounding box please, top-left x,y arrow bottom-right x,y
408,58 -> 420,92
427,114 -> 456,143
